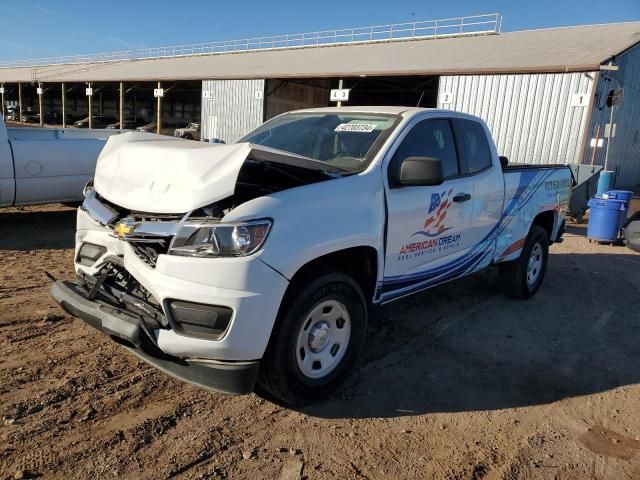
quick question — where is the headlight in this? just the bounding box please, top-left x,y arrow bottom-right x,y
168,219 -> 272,258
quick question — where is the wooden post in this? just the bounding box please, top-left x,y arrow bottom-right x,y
38,82 -> 43,127
119,81 -> 124,128
88,82 -> 93,129
156,81 -> 162,134
61,82 -> 66,128
18,82 -> 23,123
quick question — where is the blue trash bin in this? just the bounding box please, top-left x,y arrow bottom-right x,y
587,198 -> 627,242
595,170 -> 615,198
603,189 -> 634,205
604,190 -> 634,226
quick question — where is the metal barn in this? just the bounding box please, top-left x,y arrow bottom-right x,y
0,15 -> 639,185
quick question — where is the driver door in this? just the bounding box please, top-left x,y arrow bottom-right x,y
380,117 -> 475,302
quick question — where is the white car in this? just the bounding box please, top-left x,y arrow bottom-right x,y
0,118 -> 121,206
51,107 -> 571,405
173,122 -> 200,141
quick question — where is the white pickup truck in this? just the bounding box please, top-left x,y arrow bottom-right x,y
0,118 -> 121,207
51,107 -> 571,405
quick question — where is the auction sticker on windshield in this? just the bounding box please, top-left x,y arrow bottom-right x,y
335,123 -> 378,133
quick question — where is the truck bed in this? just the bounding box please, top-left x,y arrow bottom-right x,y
502,162 -> 569,171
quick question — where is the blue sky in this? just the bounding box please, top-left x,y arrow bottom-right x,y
0,0 -> 639,61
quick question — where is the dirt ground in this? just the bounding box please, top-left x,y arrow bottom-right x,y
1,204 -> 640,480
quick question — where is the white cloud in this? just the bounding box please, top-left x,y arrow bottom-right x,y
33,4 -> 53,15
107,36 -> 145,50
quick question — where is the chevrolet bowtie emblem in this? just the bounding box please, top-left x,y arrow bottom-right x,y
114,222 -> 134,238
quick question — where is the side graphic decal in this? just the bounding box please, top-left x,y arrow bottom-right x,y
377,169 -> 557,302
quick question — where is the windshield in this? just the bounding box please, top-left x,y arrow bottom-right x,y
239,112 -> 400,172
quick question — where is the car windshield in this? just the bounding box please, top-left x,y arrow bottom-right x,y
239,112 -> 400,172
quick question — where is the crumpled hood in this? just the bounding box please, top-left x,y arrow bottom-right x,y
93,132 -> 251,213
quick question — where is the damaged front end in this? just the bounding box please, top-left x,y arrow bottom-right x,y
59,256 -> 165,348
51,142 -> 340,394
82,142 -> 340,267
51,257 -> 259,395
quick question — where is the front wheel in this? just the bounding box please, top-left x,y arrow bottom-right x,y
257,271 -> 367,406
499,225 -> 549,299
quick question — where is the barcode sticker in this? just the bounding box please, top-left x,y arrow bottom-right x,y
335,123 -> 377,133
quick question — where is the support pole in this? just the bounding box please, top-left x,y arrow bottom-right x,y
99,90 -> 103,116
0,84 -> 4,120
156,81 -> 162,134
604,104 -> 615,171
337,78 -> 343,108
88,82 -> 93,129
61,82 -> 66,128
38,82 -> 43,127
119,81 -> 124,128
18,83 -> 22,124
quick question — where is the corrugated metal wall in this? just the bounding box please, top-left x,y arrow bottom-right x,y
581,43 -> 640,187
438,72 -> 596,166
201,79 -> 265,143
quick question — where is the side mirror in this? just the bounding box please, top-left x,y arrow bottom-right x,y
499,156 -> 509,168
397,156 -> 444,187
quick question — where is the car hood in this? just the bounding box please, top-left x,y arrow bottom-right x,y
94,132 -> 252,213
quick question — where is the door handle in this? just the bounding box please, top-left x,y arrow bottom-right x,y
453,193 -> 472,203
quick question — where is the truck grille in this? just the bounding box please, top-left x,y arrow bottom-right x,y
83,190 -> 220,268
131,242 -> 168,268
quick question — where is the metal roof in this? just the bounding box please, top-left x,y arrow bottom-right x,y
1,21 -> 639,83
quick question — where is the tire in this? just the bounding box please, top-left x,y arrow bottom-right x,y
257,270 -> 367,406
499,225 -> 549,299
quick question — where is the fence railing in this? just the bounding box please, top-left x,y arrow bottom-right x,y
0,13 -> 501,69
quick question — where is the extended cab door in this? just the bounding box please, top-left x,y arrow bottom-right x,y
380,116 -> 475,302
451,118 -> 504,272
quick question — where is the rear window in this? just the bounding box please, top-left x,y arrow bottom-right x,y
457,120 -> 492,174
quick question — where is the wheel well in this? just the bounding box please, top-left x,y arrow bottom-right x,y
288,247 -> 378,303
532,210 -> 555,242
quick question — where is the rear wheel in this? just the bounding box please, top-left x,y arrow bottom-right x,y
499,225 -> 549,299
257,271 -> 367,406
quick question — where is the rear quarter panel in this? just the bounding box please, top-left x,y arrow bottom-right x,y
494,167 -> 571,263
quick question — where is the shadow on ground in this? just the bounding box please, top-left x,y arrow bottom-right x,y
306,250 -> 640,419
0,207 -> 76,250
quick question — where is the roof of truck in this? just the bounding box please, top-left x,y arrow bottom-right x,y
294,106 -> 415,115
285,106 -> 481,118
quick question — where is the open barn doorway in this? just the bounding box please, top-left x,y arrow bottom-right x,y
264,75 -> 439,120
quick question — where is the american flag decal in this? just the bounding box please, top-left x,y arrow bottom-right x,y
422,188 -> 454,235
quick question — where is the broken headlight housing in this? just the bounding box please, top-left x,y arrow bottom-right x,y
168,219 -> 272,258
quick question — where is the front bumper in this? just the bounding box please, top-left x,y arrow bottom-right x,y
51,280 -> 259,395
